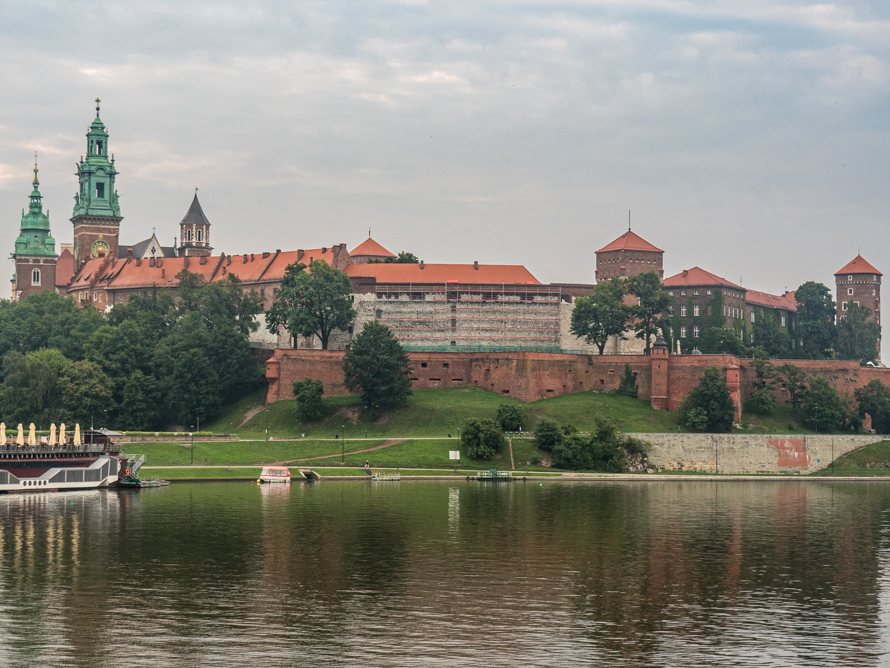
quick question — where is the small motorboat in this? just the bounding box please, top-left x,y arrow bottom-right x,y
259,466 -> 292,484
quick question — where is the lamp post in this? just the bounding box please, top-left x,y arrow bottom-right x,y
265,408 -> 269,442
190,426 -> 195,466
341,424 -> 345,462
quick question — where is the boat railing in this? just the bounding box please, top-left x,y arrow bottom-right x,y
371,471 -> 401,481
477,470 -> 513,478
0,443 -> 118,455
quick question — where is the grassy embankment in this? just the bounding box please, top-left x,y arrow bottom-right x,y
205,387 -> 816,440
811,441 -> 890,476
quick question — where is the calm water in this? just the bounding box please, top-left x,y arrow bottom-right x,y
2,480 -> 890,667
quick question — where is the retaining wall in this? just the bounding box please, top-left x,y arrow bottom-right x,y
629,433 -> 883,474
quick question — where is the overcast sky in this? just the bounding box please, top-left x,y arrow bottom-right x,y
1,0 -> 888,298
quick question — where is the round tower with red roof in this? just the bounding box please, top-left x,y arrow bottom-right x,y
835,255 -> 881,357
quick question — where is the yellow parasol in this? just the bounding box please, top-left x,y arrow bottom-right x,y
59,423 -> 66,445
0,422 -> 5,445
28,423 -> 36,446
74,424 -> 81,446
16,424 -> 24,446
49,423 -> 57,446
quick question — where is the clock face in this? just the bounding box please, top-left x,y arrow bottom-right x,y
91,239 -> 110,258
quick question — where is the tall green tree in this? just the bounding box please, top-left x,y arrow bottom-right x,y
266,260 -> 355,350
570,280 -> 631,354
0,349 -> 70,426
751,310 -> 792,358
836,301 -> 881,364
854,379 -> 890,434
462,418 -> 504,460
342,321 -> 412,417
293,378 -> 325,422
117,370 -> 164,431
627,271 -> 671,355
776,363 -> 808,413
794,281 -> 836,359
802,376 -> 846,432
58,360 -> 116,427
699,327 -> 744,355
678,366 -> 736,432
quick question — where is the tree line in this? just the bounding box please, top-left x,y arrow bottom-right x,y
0,272 -> 264,431
570,272 -> 880,364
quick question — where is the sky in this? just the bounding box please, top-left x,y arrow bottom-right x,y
1,0 -> 888,300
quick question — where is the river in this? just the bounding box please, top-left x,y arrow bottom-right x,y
1,480 -> 889,667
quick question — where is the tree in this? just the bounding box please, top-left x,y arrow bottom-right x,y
794,281 -> 836,359
802,376 -> 845,432
570,281 -> 631,354
854,379 -> 890,433
699,327 -> 745,356
117,371 -> 164,430
58,360 -> 116,427
534,418 -> 562,452
265,260 -> 355,350
836,301 -> 881,364
776,363 -> 808,413
746,349 -> 777,415
462,418 -> 504,459
627,271 -> 671,355
550,417 -> 646,471
370,251 -> 420,264
0,349 -> 70,426
342,321 -> 412,417
616,363 -> 638,398
496,404 -> 524,431
678,367 -> 736,432
751,310 -> 792,358
293,378 -> 325,422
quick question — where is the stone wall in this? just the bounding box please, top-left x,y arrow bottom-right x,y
631,433 -> 882,474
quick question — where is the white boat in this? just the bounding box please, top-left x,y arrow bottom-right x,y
259,466 -> 292,483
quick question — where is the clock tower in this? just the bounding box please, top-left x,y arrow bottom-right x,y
71,99 -> 122,269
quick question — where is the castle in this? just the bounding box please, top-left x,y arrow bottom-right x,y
10,103 -> 882,362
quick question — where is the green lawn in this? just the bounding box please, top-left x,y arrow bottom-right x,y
738,403 -> 813,434
811,440 -> 890,476
133,440 -> 383,467
141,467 -> 263,479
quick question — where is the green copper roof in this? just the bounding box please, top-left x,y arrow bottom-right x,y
13,158 -> 57,259
72,99 -> 121,218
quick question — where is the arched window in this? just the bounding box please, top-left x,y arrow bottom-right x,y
197,230 -> 202,242
31,268 -> 40,286
187,230 -> 193,241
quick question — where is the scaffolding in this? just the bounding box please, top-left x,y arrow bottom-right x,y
373,283 -> 563,352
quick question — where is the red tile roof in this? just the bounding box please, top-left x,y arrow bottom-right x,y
596,231 -> 663,254
345,263 -> 539,284
835,255 -> 882,276
663,267 -> 742,290
745,289 -> 797,312
350,237 -> 396,258
55,249 -> 74,288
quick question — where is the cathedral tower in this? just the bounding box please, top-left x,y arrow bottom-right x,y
71,99 -> 122,269
177,191 -> 213,257
11,156 -> 57,301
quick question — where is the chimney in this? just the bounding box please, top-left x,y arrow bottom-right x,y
276,249 -> 281,253
263,252 -> 270,259
243,254 -> 248,264
136,258 -> 142,267
157,258 -> 163,268
126,248 -> 133,259
474,261 -> 479,270
183,255 -> 189,270
250,253 -> 255,262
682,269 -> 688,277
226,256 -> 232,266
420,260 -> 424,269
297,249 -> 304,262
322,247 -> 328,254
161,268 -> 165,278
200,256 -> 207,265
222,265 -> 227,275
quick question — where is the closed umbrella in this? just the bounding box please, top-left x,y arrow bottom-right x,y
59,423 -> 66,445
28,423 -> 36,446
0,423 -> 5,445
74,424 -> 81,446
49,423 -> 57,446
16,424 -> 24,446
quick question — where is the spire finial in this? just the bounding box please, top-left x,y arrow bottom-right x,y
628,209 -> 631,232
195,187 -> 198,194
33,153 -> 39,185
95,98 -> 101,116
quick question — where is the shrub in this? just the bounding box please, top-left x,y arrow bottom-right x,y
496,404 -> 524,432
534,418 -> 562,452
802,376 -> 846,432
678,367 -> 736,432
462,418 -> 504,460
854,379 -> 890,433
293,378 -> 325,422
615,364 -> 638,398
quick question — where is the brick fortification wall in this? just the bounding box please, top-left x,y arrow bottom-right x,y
634,433 -> 882,474
266,348 -> 890,415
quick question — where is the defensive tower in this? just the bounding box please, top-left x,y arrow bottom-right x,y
11,156 -> 57,301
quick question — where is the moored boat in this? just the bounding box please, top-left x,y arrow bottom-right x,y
259,466 -> 292,483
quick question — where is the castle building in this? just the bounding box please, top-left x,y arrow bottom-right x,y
595,230 -> 664,282
177,192 -> 213,257
663,268 -> 747,352
349,237 -> 396,264
835,255 -> 881,325
71,100 -> 122,271
10,158 -> 58,301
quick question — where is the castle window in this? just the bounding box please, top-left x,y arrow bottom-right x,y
693,326 -> 699,338
680,290 -> 686,296
197,230 -> 203,242
680,305 -> 686,317
680,326 -> 687,338
693,290 -> 699,296
706,290 -> 712,295
750,312 -> 755,323
843,302 -> 848,311
781,316 -> 786,327
848,275 -> 853,281
96,182 -> 105,198
31,269 -> 40,286
668,291 -> 673,296
848,288 -> 854,295
693,305 -> 700,317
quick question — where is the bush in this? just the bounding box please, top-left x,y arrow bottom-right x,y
678,367 -> 736,432
802,376 -> 845,432
615,364 -> 638,398
293,378 -> 325,422
550,417 -> 648,472
746,388 -> 776,415
855,379 -> 890,433
534,418 -> 562,452
496,404 -> 524,432
462,418 -> 504,460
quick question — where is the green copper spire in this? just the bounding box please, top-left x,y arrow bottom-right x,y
13,155 -> 57,258
72,98 -> 121,217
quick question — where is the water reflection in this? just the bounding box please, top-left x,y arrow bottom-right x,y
0,481 -> 888,666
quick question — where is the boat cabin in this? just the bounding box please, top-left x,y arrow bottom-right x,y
260,467 -> 292,483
